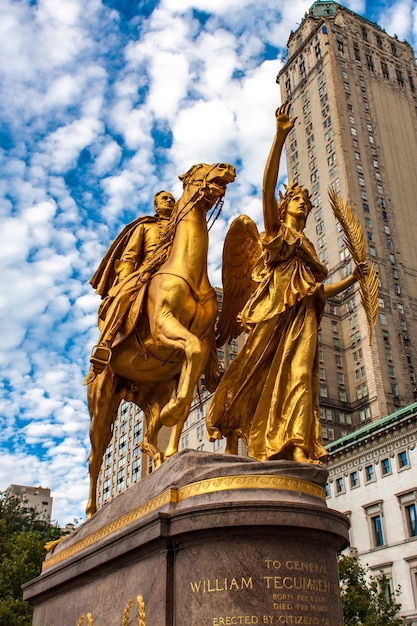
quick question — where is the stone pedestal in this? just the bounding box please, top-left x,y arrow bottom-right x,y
23,450 -> 348,625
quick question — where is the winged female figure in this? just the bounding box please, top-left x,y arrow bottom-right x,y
206,103 -> 372,464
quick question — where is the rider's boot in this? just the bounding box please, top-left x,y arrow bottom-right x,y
83,345 -> 112,385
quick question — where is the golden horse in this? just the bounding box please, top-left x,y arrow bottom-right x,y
86,162 -> 236,517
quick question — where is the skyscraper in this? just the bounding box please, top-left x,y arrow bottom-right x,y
277,0 -> 417,440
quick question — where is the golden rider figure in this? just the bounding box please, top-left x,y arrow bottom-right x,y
206,103 -> 366,463
84,191 -> 175,384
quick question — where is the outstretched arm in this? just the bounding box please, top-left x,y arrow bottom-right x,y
262,102 -> 297,237
323,262 -> 367,298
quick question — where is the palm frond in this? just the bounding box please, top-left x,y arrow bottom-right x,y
328,188 -> 379,344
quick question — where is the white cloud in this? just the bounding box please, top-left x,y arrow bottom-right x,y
376,0 -> 414,41
93,141 -> 122,176
147,52 -> 190,119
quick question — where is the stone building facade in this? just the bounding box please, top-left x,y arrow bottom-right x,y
326,402 -> 417,624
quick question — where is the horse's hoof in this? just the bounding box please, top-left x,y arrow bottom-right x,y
86,500 -> 96,518
164,447 -> 178,459
154,453 -> 164,468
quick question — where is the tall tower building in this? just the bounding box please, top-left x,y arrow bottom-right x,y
277,1 -> 417,440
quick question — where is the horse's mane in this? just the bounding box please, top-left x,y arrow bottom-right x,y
135,164 -> 208,282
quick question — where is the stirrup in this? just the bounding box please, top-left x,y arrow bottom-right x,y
90,345 -> 112,368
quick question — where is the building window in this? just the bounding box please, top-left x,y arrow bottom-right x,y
119,434 -> 127,453
360,406 -> 371,421
350,471 -> 359,488
103,478 -> 111,499
133,422 -> 143,444
395,68 -> 404,86
381,61 -> 389,79
372,515 -> 385,546
117,468 -> 125,491
354,366 -> 366,380
406,504 -> 417,537
197,424 -> 205,441
132,458 -> 141,482
397,491 -> 417,538
381,458 -> 391,476
336,477 -> 345,494
365,464 -> 375,482
181,434 -> 190,449
366,54 -> 374,70
213,438 -> 223,451
398,450 -> 410,469
356,382 -> 368,399
353,348 -> 363,362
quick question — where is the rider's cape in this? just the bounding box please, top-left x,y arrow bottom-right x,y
90,215 -> 158,298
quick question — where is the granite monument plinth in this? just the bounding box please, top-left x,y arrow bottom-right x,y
23,450 -> 348,625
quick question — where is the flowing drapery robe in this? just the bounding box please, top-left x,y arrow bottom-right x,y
206,223 -> 329,462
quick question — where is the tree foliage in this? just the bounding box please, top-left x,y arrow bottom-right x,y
338,554 -> 405,625
0,490 -> 63,626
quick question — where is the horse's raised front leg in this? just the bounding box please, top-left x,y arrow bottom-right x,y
159,322 -> 203,427
86,368 -> 121,518
147,305 -> 203,427
147,275 -> 217,428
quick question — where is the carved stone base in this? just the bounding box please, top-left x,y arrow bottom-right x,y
23,450 -> 348,625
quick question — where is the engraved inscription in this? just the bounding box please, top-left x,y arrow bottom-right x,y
187,556 -> 343,625
213,617 -> 259,625
191,577 -> 253,593
264,576 -> 330,593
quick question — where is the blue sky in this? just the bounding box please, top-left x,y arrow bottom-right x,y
1,0 -> 416,526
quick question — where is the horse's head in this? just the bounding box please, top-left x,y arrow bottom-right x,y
179,163 -> 236,205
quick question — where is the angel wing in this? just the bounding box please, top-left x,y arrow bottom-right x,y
328,188 -> 379,344
216,214 -> 263,347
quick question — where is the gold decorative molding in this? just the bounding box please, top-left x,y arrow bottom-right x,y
43,474 -> 324,571
177,474 -> 325,501
43,489 -> 176,570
